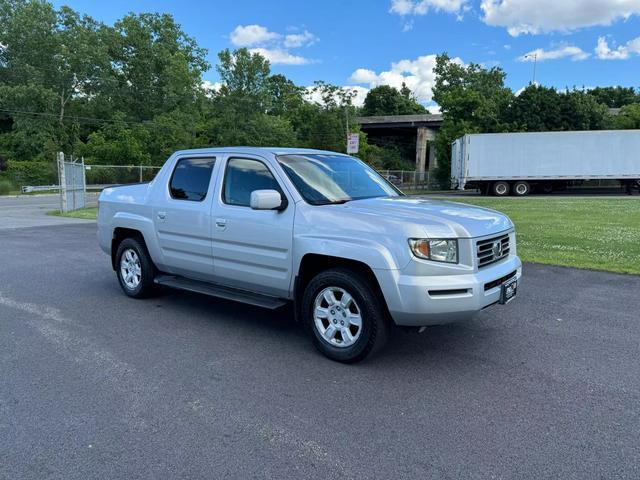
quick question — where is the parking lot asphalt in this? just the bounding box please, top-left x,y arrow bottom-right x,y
0,194 -> 97,229
1,223 -> 639,480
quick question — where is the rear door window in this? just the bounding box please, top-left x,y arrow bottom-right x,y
169,157 -> 216,201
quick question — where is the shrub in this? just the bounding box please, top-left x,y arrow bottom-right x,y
5,160 -> 57,186
0,179 -> 14,195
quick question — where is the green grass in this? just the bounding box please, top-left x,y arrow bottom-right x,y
444,197 -> 640,275
49,207 -> 98,220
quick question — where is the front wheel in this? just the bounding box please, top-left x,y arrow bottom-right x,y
302,268 -> 389,363
492,181 -> 510,196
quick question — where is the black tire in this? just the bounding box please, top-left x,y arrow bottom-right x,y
541,182 -> 553,194
492,181 -> 510,196
115,237 -> 157,298
512,181 -> 530,196
302,268 -> 389,363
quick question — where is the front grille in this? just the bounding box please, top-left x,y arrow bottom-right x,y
476,233 -> 510,268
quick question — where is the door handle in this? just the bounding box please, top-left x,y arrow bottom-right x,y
157,211 -> 167,220
215,218 -> 227,228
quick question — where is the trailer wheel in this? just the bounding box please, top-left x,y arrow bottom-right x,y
512,181 -> 530,196
541,182 -> 553,194
492,181 -> 510,196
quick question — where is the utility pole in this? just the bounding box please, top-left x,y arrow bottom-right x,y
524,53 -> 538,84
345,105 -> 349,135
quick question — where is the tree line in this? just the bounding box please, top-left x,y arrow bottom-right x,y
0,0 -> 638,190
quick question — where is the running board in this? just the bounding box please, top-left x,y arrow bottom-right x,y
154,275 -> 287,310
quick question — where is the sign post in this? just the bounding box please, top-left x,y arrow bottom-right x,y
347,133 -> 360,154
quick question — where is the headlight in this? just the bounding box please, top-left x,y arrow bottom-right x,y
408,238 -> 458,264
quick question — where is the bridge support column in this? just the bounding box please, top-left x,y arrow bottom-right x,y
428,140 -> 438,171
416,127 -> 437,173
416,128 -> 427,173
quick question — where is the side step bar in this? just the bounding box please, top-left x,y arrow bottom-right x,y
154,275 -> 288,310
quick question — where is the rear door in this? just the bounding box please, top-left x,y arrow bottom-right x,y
153,156 -> 218,281
211,155 -> 294,298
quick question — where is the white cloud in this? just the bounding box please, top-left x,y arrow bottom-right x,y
284,30 -> 316,48
595,35 -> 640,60
229,24 -> 317,65
517,45 -> 589,62
230,24 -> 280,47
514,82 -> 539,96
248,48 -> 311,65
390,0 -> 469,16
481,0 -> 640,36
304,86 -> 369,107
349,54 -> 463,103
201,80 -> 222,95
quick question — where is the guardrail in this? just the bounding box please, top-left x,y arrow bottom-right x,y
21,185 -> 60,193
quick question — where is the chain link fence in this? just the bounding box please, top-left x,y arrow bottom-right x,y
56,153 -> 86,212
378,170 -> 440,191
35,158 -> 442,214
84,164 -> 162,186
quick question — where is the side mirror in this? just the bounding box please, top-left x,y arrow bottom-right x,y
250,189 -> 285,210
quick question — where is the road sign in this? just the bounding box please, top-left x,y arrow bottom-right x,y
347,133 -> 359,154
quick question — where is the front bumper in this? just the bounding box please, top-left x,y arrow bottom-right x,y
378,255 -> 522,327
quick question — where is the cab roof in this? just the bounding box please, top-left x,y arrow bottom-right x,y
171,147 -> 348,157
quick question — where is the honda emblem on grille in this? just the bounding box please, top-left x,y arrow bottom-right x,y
492,241 -> 503,258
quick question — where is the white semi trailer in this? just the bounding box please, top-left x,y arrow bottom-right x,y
451,130 -> 640,196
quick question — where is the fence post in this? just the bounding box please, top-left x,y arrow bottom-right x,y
139,165 -> 143,183
57,152 -> 67,213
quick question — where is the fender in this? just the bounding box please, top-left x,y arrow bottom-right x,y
293,234 -> 409,276
111,211 -> 167,270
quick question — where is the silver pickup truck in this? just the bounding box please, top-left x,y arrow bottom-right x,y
98,147 -> 522,362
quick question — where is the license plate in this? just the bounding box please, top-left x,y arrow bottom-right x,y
500,277 -> 517,304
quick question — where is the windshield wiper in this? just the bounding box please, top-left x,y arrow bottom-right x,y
315,199 -> 351,205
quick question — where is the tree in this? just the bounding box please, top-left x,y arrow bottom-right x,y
0,83 -> 59,161
0,1 -> 111,152
610,104 -> 640,129
587,87 -> 639,108
508,85 -> 563,131
215,48 -> 271,115
78,113 -> 150,166
266,74 -> 305,117
431,54 -> 514,183
557,89 -> 608,131
108,13 -> 209,121
361,84 -> 425,116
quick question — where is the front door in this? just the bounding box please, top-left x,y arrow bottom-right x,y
211,156 -> 294,298
153,156 -> 217,281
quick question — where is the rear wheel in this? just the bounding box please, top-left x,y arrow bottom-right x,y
302,268 -> 389,363
116,238 -> 157,298
512,181 -> 530,196
492,181 -> 510,197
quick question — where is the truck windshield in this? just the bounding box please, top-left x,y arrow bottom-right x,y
277,154 -> 402,205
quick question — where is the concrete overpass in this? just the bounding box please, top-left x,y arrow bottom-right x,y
353,114 -> 443,173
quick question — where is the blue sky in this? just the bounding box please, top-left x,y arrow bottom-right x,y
53,0 -> 640,107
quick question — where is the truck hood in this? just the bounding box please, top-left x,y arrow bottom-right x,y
341,196 -> 513,238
